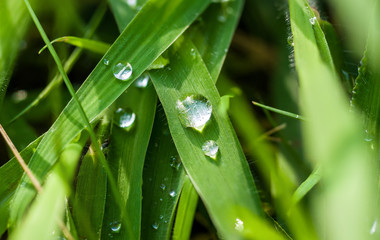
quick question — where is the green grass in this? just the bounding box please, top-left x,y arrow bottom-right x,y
0,0 -> 380,239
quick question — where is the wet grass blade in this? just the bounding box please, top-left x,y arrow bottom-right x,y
172,176 -> 198,240
10,0 -> 211,225
149,36 -> 265,239
289,0 -> 376,239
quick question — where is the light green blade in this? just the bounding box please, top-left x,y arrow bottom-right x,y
289,0 -> 376,239
149,36 -> 264,239
10,0 -> 211,225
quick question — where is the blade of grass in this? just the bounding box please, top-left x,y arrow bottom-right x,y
7,3 -> 107,125
289,0 -> 376,239
252,101 -> 307,121
172,176 -> 198,240
11,0 -> 211,226
149,35 -> 265,239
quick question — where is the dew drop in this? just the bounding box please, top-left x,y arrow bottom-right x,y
164,220 -> 168,224
371,220 -> 378,234
176,94 -> 212,132
12,90 -> 28,103
103,59 -> 109,65
190,48 -> 196,57
169,190 -> 176,197
135,73 -> 150,88
110,221 -> 121,233
113,62 -> 133,81
235,218 -> 244,232
127,0 -> 137,8
114,108 -> 136,131
152,222 -> 159,230
218,15 -> 226,22
159,198 -> 163,201
159,215 -> 164,220
160,184 -> 166,191
170,155 -> 182,170
202,140 -> 219,159
309,17 -> 317,25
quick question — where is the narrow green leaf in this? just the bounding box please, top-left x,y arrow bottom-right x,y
173,176 -> 198,240
252,101 -> 306,121
291,166 -> 321,204
11,0 -> 211,225
150,36 -> 264,239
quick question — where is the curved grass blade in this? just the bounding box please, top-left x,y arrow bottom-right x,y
101,82 -> 157,240
39,36 -> 110,55
10,0 -> 211,226
172,176 -> 198,240
149,36 -> 265,239
291,166 -> 321,204
7,3 -> 107,125
289,0 -> 376,239
252,101 -> 306,121
9,134 -> 87,240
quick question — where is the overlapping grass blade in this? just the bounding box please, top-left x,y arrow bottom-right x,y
9,133 -> 87,240
149,36 -> 264,239
10,0 -> 211,225
289,0 -> 376,239
172,176 -> 198,240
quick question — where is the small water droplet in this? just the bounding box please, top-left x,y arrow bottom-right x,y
114,108 -> 136,131
135,73 -> 150,88
235,218 -> 244,232
160,184 -> 166,191
159,215 -> 164,220
370,220 -> 378,234
202,140 -> 219,159
159,198 -> 163,201
190,48 -> 196,57
170,155 -> 182,170
169,190 -> 176,197
127,0 -> 137,8
110,221 -> 121,233
103,59 -> 109,65
287,36 -> 294,47
309,17 -> 317,25
176,94 -> 212,132
154,142 -> 159,148
164,220 -> 168,224
148,178 -> 153,182
152,222 -> 159,230
218,15 -> 226,22
12,90 -> 28,103
113,62 -> 133,81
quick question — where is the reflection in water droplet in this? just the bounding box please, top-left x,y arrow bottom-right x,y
114,108 -> 136,131
202,140 -> 219,159
152,222 -> 159,230
309,17 -> 317,25
110,221 -> 121,233
371,220 -> 378,234
169,190 -> 176,197
160,184 -> 166,191
135,73 -> 150,88
235,218 -> 244,232
103,59 -> 109,65
176,94 -> 212,132
113,62 -> 133,81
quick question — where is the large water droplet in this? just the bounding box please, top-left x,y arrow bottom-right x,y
309,17 -> 317,25
170,155 -> 182,170
110,221 -> 121,233
169,190 -> 176,197
176,94 -> 212,132
135,73 -> 150,88
113,62 -> 133,81
202,140 -> 219,159
114,108 -> 136,131
152,222 -> 159,230
235,218 -> 244,232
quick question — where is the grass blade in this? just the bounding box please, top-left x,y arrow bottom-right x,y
150,36 -> 264,239
172,176 -> 198,240
252,101 -> 306,121
10,0 -> 211,226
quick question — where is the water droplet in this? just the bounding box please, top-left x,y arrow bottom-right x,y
127,0 -> 137,8
370,220 -> 378,234
159,198 -> 163,201
154,142 -> 159,148
218,15 -> 226,22
190,48 -> 196,57
309,17 -> 317,25
12,90 -> 28,103
152,222 -> 159,230
164,220 -> 168,224
103,59 -> 109,65
114,108 -> 136,131
170,155 -> 182,170
176,94 -> 212,132
110,221 -> 121,233
160,184 -> 166,191
169,190 -> 176,197
202,140 -> 219,159
235,218 -> 244,232
287,36 -> 294,47
148,178 -> 153,182
159,215 -> 164,220
113,62 -> 133,81
135,73 -> 150,88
